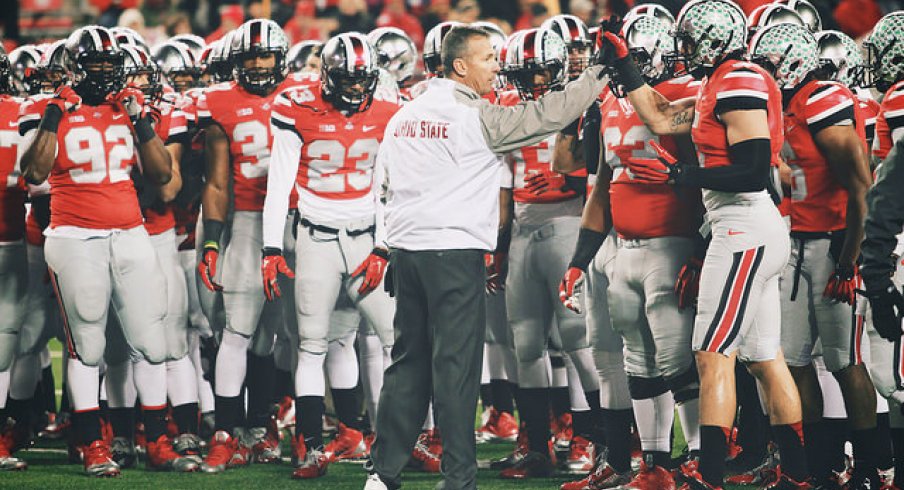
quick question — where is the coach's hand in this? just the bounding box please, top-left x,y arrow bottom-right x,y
352,248 -> 389,296
262,247 -> 294,301
863,283 -> 904,341
824,263 -> 859,305
675,256 -> 703,310
198,242 -> 223,292
559,267 -> 585,313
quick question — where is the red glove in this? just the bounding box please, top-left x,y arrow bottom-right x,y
198,245 -> 223,292
485,251 -> 508,295
625,140 -> 682,184
352,248 -> 389,296
559,267 -> 585,313
48,85 -> 82,113
262,250 -> 295,301
675,257 -> 703,310
823,264 -> 859,305
110,84 -> 148,121
524,169 -> 568,196
594,16 -> 629,67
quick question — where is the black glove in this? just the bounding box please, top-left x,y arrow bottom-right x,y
864,283 -> 904,341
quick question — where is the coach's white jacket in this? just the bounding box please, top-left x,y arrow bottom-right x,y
378,65 -> 607,252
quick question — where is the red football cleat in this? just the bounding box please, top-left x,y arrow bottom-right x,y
83,439 -> 120,477
146,434 -> 199,472
323,423 -> 367,462
200,430 -> 237,474
565,435 -> 594,474
292,447 -> 329,479
500,451 -> 554,479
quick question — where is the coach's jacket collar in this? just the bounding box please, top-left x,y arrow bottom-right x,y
429,77 -> 480,100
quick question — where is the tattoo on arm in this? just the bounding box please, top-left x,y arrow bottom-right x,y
670,110 -> 692,131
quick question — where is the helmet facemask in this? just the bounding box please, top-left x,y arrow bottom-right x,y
323,66 -> 378,113
235,50 -> 285,96
508,63 -> 566,101
72,52 -> 125,104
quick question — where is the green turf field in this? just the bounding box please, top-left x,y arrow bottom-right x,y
9,341 -> 753,489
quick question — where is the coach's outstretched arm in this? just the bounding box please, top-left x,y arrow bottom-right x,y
473,65 -> 608,155
861,138 -> 904,341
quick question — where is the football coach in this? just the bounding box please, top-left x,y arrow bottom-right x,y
365,25 -> 608,490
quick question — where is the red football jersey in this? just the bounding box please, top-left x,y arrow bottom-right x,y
873,79 -> 904,161
0,95 -> 26,242
143,101 -> 190,236
270,82 -> 400,220
22,100 -> 144,230
601,77 -> 703,239
691,60 -> 784,170
783,80 -> 865,233
197,78 -> 302,212
496,90 -> 578,204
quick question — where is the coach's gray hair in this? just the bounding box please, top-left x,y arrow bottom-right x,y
441,26 -> 490,77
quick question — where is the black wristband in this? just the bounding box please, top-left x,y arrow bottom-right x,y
561,117 -> 581,136
372,247 -> 390,260
202,219 -> 225,249
39,105 -> 63,132
135,116 -> 157,144
568,228 -> 607,271
612,56 -> 645,94
563,174 -> 587,195
262,246 -> 282,257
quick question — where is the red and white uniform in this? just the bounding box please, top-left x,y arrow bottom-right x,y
873,79 -> 904,161
599,76 -> 704,386
264,82 -> 399,399
496,89 -> 597,390
0,95 -> 25,243
689,60 -> 791,362
857,91 -> 880,151
0,94 -> 27,372
26,97 -> 167,371
780,79 -> 866,372
143,100 -> 189,236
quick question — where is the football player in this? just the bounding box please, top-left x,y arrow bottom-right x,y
492,27 -> 600,479
18,25 -> 192,476
750,23 -> 878,488
8,45 -> 42,97
262,31 -> 400,479
561,13 -> 706,490
407,21 -> 463,99
196,19 -> 296,472
600,1 -> 810,487
0,42 -> 29,472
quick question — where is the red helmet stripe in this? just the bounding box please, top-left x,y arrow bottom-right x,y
350,35 -> 366,69
250,21 -> 262,47
523,30 -> 537,61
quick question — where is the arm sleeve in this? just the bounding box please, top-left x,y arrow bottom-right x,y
263,122 -> 303,250
476,66 -> 608,154
677,138 -> 771,193
861,138 -> 904,289
581,101 -> 601,176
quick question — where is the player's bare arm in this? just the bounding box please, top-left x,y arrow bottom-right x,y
816,124 -> 873,269
625,89 -> 696,136
552,129 -> 585,174
201,123 -> 230,223
158,141 -> 184,203
19,127 -> 57,185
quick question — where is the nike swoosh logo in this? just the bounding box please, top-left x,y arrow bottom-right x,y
112,114 -> 124,120
363,125 -> 377,132
727,230 -> 744,236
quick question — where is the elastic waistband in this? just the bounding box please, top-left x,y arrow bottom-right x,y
298,215 -> 375,237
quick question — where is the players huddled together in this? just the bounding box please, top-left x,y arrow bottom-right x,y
0,1 -> 903,489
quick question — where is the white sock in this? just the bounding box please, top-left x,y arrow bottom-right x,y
676,397 -> 701,452
167,357 -> 199,407
215,330 -> 250,397
0,370 -> 10,409
133,358 -> 167,408
632,391 -> 674,453
326,333 -> 358,390
358,333 -> 384,421
295,350 -> 326,397
564,354 -> 590,411
67,358 -> 100,412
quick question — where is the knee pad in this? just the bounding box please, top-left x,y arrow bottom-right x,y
628,375 -> 669,401
666,365 -> 700,403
